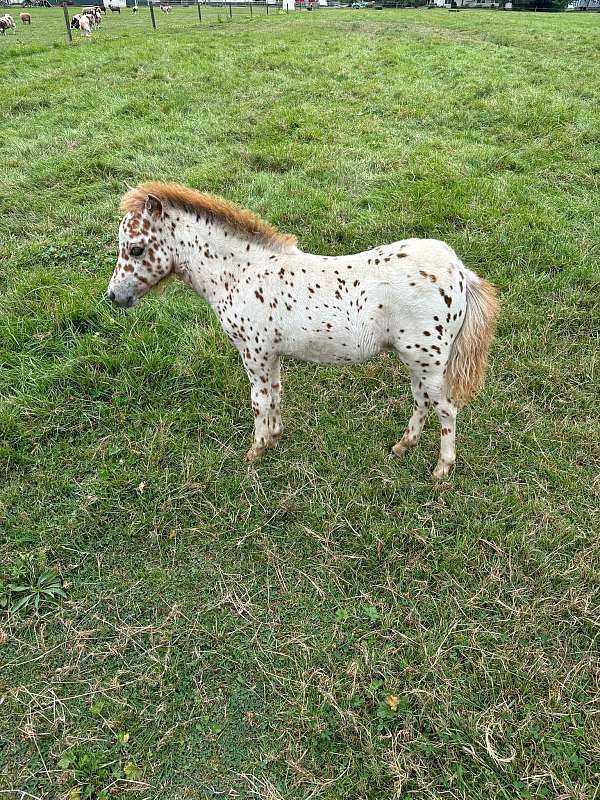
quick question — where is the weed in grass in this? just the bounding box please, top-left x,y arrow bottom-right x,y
1,569 -> 66,615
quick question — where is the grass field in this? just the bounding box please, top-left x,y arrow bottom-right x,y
1,7 -> 599,800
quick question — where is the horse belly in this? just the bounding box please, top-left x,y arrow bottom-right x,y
285,340 -> 368,365
280,324 -> 381,365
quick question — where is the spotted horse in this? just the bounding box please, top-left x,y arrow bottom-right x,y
108,183 -> 499,478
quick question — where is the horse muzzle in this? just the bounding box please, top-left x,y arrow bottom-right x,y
107,289 -> 137,309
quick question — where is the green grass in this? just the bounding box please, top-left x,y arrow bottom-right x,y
1,8 -> 599,800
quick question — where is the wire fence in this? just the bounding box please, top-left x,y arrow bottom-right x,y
0,0 -> 422,48
1,1 -> 291,47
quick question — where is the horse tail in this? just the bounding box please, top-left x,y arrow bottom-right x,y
446,269 -> 499,408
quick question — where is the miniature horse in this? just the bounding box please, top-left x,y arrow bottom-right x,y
108,183 -> 498,478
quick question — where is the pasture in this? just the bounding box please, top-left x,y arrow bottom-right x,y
0,3 -> 272,48
1,8 -> 599,799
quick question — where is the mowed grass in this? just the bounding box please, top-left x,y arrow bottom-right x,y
1,8 -> 599,799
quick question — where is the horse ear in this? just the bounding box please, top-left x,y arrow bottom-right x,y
123,181 -> 134,192
145,194 -> 163,218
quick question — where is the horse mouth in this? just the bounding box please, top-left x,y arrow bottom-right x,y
107,290 -> 137,309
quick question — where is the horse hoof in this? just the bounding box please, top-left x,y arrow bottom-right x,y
390,443 -> 408,458
432,462 -> 453,480
245,446 -> 264,463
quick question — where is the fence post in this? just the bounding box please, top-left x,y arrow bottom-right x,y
197,0 -> 202,20
229,2 -> 232,16
149,0 -> 156,28
249,1 -> 252,15
62,2 -> 72,44
266,1 -> 268,12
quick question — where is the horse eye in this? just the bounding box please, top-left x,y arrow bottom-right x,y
130,245 -> 145,257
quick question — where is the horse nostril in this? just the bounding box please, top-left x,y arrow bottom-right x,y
108,290 -> 115,301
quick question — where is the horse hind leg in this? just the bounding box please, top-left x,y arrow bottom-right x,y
391,363 -> 458,479
415,370 -> 458,479
391,371 -> 430,459
431,389 -> 458,480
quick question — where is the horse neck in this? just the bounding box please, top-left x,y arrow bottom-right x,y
170,209 -> 288,305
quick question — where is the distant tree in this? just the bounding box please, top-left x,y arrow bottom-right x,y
513,0 -> 569,9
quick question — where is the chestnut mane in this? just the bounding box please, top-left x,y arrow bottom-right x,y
120,182 -> 297,252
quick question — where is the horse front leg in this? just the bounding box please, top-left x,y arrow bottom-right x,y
243,354 -> 282,463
